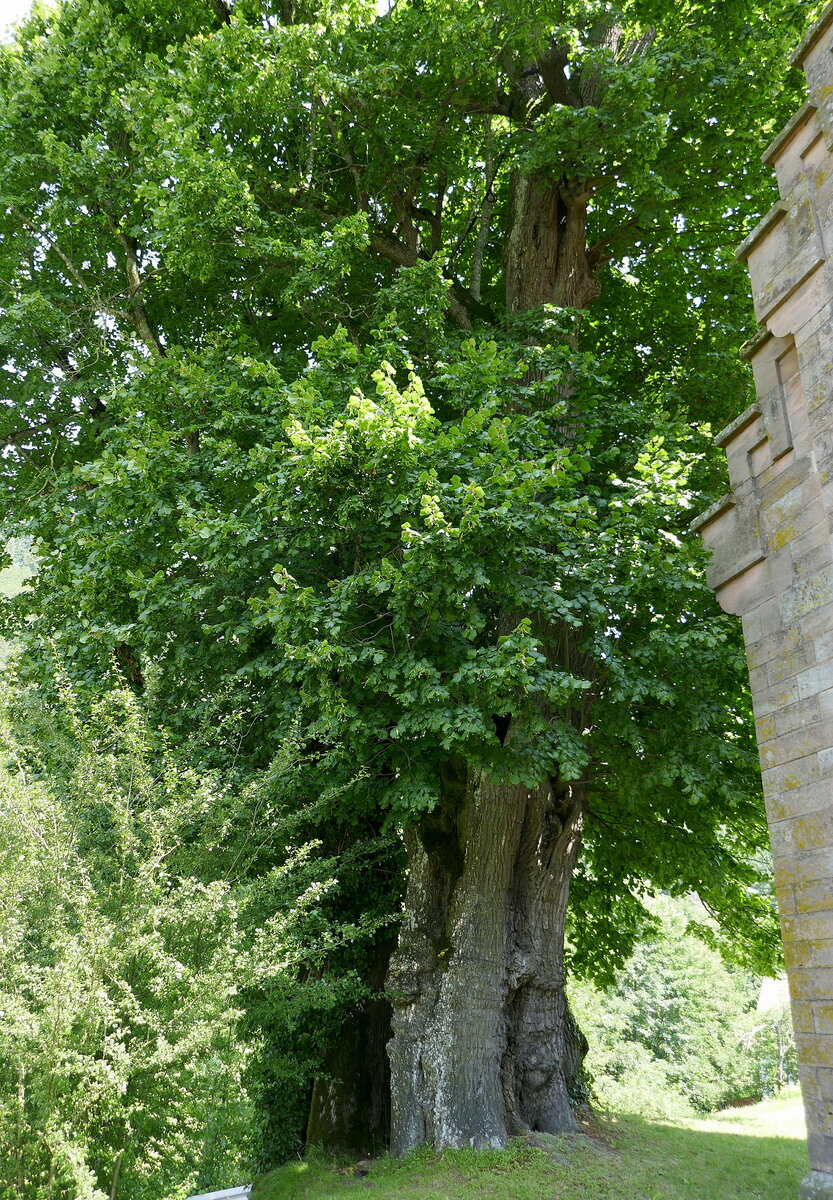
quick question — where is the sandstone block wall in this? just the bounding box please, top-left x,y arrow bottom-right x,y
692,5 -> 833,1190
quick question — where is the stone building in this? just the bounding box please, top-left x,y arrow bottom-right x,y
692,4 -> 833,1195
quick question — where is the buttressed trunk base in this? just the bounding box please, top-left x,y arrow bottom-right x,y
386,765 -> 586,1153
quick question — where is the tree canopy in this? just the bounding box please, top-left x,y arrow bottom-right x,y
0,0 -> 821,1173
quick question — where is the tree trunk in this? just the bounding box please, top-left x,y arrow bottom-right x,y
306,940 -> 393,1156
501,778 -> 587,1136
387,165 -> 597,1154
387,761 -> 587,1153
504,174 -> 600,312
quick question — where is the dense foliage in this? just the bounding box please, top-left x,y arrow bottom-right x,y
0,679 -> 390,1197
0,0 -> 822,1179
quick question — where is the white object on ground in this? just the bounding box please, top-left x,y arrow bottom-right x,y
186,1188 -> 252,1200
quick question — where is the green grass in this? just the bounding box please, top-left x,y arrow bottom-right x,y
251,1091 -> 809,1200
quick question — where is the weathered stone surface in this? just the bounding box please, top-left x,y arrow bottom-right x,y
790,998 -> 813,1033
775,695 -> 822,738
795,0 -> 833,151
697,5 -> 833,1192
692,491 -> 763,594
767,779 -> 833,824
740,195 -> 825,325
775,847 -> 833,888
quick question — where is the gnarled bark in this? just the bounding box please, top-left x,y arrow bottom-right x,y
502,778 -> 587,1136
387,762 -> 587,1153
504,174 -> 601,312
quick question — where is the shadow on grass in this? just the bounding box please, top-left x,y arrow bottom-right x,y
252,1104 -> 810,1200
600,1111 -> 810,1200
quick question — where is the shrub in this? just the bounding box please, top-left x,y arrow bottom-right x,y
572,896 -> 774,1118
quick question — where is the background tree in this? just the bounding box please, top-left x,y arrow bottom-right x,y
0,676 -> 388,1198
572,896 -> 794,1120
0,0 -> 820,1157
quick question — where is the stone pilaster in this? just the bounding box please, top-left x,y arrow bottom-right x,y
692,5 -> 833,1195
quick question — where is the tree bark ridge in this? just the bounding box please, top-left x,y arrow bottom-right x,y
387,766 -> 586,1153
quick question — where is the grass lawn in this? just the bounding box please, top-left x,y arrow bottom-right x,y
251,1090 -> 809,1200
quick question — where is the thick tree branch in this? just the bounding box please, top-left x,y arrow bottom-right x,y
451,95 -> 512,117
326,114 -> 369,211
102,209 -> 200,454
621,27 -> 657,63
3,424 -> 47,446
443,290 -> 475,332
369,234 -> 473,330
210,0 -> 232,24
410,203 -> 442,253
12,208 -> 131,326
536,42 -> 580,108
470,119 -> 494,301
104,215 -> 166,360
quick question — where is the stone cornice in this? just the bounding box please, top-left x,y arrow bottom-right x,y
762,101 -> 818,166
735,202 -> 788,263
791,0 -> 833,68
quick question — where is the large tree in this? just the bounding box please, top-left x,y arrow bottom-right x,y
0,0 -> 819,1159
